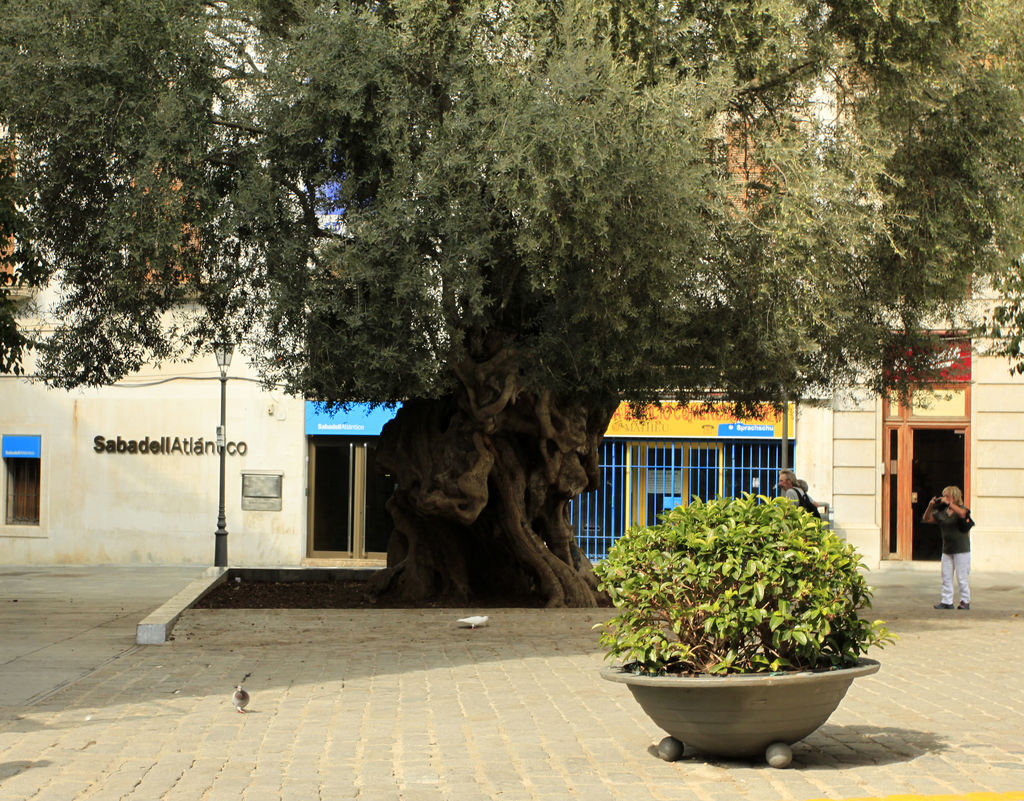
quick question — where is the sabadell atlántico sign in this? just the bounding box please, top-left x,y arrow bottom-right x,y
93,435 -> 248,456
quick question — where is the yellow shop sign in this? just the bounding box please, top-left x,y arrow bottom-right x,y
605,402 -> 793,439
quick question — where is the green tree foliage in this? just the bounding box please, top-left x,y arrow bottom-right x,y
1,0 -> 1022,603
988,257 -> 1024,374
0,139 -> 41,374
975,0 -> 1024,374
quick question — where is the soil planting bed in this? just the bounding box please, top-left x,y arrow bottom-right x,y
193,578 -> 557,609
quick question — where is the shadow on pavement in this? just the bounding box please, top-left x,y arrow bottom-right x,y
0,760 -> 53,781
797,724 -> 947,767
643,725 -> 945,770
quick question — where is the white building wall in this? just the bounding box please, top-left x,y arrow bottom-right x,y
0,357 -> 308,565
824,394 -> 884,567
792,401 -> 833,513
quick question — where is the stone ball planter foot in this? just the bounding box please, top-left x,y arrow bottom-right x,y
603,658 -> 880,768
656,736 -> 793,767
656,736 -> 684,762
765,742 -> 793,768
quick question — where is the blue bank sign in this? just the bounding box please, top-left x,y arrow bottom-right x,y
304,402 -> 400,436
2,434 -> 42,459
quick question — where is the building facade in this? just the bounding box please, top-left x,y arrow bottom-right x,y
3,343 -> 1023,571
810,346 -> 1024,572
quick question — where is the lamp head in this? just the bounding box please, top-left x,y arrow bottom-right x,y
212,341 -> 234,370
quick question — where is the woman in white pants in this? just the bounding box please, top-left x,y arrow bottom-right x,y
922,486 -> 973,610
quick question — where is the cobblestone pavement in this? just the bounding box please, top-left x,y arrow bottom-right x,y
0,567 -> 1022,801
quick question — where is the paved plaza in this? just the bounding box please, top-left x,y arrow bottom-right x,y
1,564 -> 1023,801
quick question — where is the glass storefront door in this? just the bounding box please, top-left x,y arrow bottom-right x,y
308,437 -> 395,558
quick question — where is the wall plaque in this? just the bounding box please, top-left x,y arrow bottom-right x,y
241,472 -> 283,512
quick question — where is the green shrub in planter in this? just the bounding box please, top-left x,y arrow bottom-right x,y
594,494 -> 893,676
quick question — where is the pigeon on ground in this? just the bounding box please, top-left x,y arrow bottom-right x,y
457,615 -> 489,629
232,685 -> 250,713
232,671 -> 252,713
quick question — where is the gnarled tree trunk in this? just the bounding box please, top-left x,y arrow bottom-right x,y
370,349 -> 616,608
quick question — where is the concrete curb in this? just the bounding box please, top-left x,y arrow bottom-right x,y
135,566 -> 228,644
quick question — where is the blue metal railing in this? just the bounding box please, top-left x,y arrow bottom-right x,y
571,438 -> 792,561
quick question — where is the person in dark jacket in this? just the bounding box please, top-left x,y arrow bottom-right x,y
778,469 -> 821,517
922,486 -> 973,610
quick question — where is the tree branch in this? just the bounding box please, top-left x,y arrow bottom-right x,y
208,116 -> 265,137
735,58 -> 820,100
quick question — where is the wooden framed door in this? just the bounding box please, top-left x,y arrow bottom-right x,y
883,388 -> 970,561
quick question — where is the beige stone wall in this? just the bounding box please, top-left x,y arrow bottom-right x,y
801,393 -> 885,567
970,354 -> 1024,570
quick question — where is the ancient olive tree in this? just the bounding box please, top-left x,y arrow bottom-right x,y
2,0 -> 1022,604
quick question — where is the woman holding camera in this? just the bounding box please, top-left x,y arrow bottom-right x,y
922,486 -> 973,610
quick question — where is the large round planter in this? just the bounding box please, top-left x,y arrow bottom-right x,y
601,658 -> 880,763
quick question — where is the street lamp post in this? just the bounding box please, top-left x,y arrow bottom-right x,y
212,341 -> 234,567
